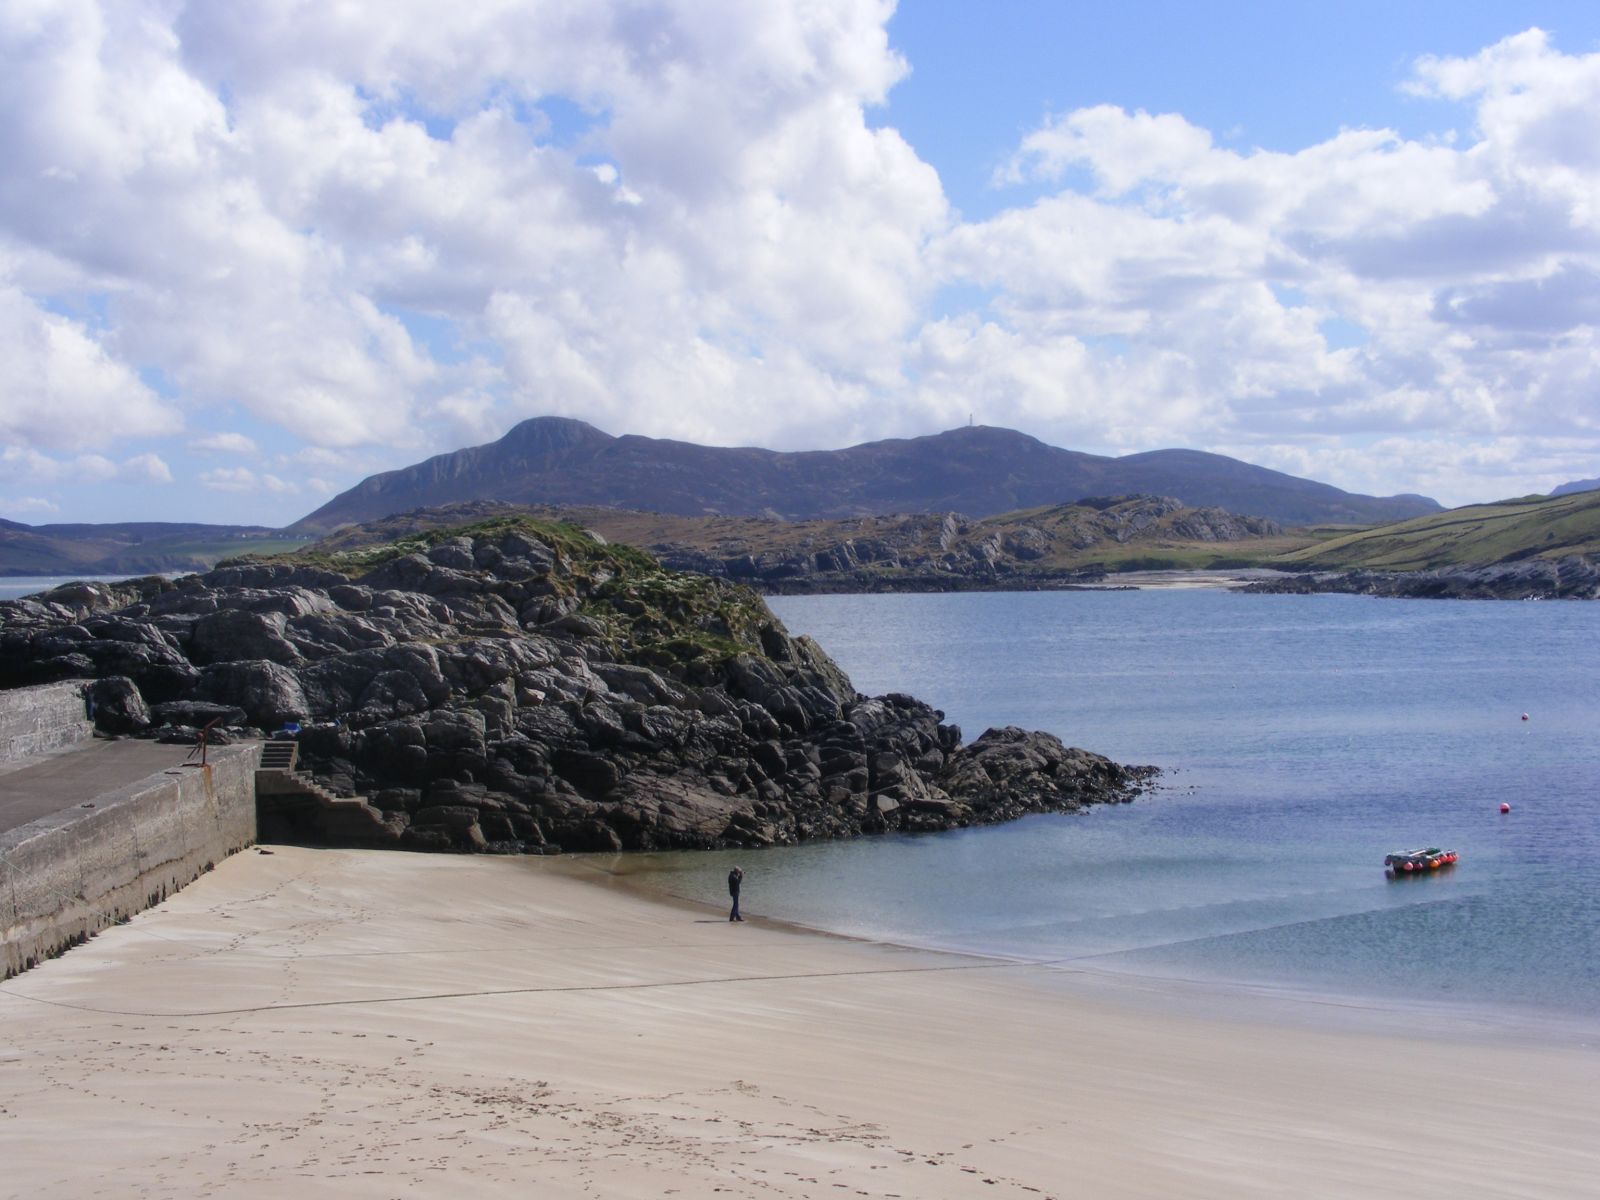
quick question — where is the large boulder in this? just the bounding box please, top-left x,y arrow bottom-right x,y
198,660 -> 309,728
190,609 -> 303,666
88,676 -> 150,734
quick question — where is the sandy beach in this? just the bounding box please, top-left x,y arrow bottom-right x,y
2,846 -> 1596,1199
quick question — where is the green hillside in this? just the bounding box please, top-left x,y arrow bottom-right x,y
1277,489 -> 1600,570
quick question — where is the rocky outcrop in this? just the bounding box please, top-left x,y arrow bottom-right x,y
0,518 -> 1154,854
1239,556 -> 1600,600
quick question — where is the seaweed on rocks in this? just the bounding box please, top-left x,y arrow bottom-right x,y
0,515 -> 1156,853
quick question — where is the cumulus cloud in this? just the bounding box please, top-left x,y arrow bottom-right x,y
190,431 -> 259,455
0,283 -> 181,448
0,0 -> 946,465
200,466 -> 258,492
946,27 -> 1600,498
120,452 -> 173,483
3,495 -> 59,515
200,465 -> 297,493
0,445 -> 172,485
0,6 -> 1597,512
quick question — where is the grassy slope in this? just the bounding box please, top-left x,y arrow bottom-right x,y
1275,490 -> 1600,570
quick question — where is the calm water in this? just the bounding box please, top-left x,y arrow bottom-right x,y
613,590 -> 1600,1023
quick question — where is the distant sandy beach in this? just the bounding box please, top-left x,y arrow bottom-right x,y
2,846 -> 1596,1199
1093,568 -> 1295,590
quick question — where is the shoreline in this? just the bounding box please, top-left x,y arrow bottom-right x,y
556,850 -> 1600,1052
3,845 -> 1597,1197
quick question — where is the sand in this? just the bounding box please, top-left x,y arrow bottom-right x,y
1,846 -> 1595,1199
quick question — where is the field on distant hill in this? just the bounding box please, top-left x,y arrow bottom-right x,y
1278,489 -> 1600,570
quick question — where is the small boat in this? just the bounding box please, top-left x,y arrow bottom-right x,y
1384,847 -> 1457,877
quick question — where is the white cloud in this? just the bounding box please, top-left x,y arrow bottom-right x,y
3,495 -> 59,515
199,466 -> 258,492
189,432 -> 259,455
0,0 -> 944,468
0,445 -> 172,485
200,465 -> 296,494
120,452 -> 173,483
941,28 -> 1600,502
0,7 -> 1596,513
0,283 -> 181,449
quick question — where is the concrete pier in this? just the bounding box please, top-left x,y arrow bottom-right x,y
0,684 -> 260,977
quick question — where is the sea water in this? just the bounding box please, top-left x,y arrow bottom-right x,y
613,589 -> 1600,1024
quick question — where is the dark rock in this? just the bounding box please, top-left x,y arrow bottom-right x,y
89,676 -> 150,734
199,660 -> 308,727
191,609 -> 303,666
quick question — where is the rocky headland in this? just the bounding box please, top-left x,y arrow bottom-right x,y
1240,556 -> 1600,600
0,517 -> 1154,853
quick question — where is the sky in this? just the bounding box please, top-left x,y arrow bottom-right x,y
2,1 -> 1599,527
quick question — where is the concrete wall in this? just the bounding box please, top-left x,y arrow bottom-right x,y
0,682 -> 93,764
0,742 -> 258,978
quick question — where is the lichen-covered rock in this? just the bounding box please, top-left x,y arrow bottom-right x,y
0,515 -> 1154,852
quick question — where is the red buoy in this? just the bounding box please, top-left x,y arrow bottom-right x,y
1500,802 -> 1511,814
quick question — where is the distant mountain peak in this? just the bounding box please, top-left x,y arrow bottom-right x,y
1551,476 -> 1600,497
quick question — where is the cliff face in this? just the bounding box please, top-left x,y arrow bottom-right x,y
0,518 -> 1152,853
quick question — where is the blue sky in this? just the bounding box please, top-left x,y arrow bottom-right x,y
3,1 -> 1599,528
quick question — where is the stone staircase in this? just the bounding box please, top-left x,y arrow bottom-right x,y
258,739 -> 299,772
255,740 -> 395,846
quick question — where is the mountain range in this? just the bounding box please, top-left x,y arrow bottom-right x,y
293,418 -> 1441,532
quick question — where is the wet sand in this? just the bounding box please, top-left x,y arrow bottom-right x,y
1,845 -> 1595,1198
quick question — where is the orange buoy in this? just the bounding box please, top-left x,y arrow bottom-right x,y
1500,802 -> 1511,813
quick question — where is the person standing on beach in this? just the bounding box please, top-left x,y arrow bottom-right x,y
728,866 -> 744,922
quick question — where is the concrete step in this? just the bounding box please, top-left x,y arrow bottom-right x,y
258,741 -> 299,771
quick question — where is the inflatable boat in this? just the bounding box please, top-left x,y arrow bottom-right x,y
1384,847 -> 1457,877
